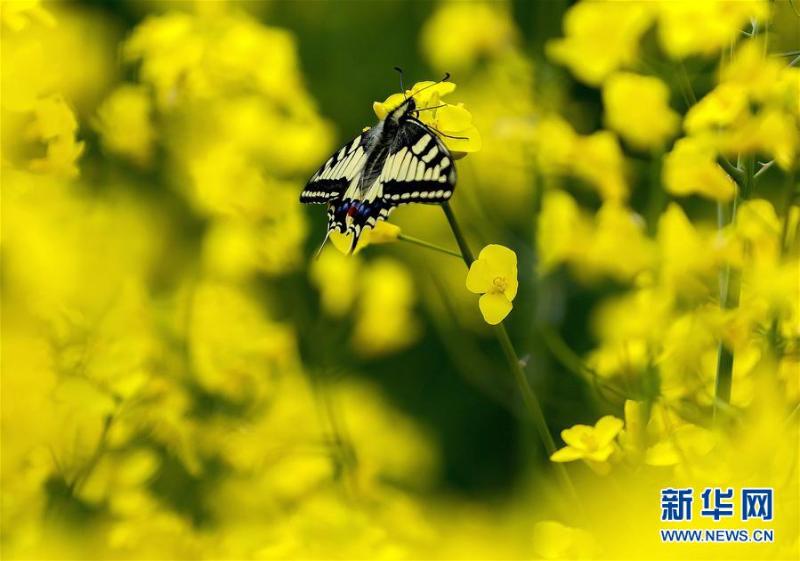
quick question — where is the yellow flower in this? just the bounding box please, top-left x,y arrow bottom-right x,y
352,259 -> 420,356
330,221 -> 401,255
420,2 -> 517,72
309,249 -> 360,317
1,0 -> 54,31
532,521 -> 597,560
25,95 -> 84,178
547,1 -> 654,85
662,137 -> 736,201
550,415 -> 624,474
537,189 -> 592,272
466,244 -> 518,325
656,0 -> 768,59
603,72 -> 679,150
94,85 -> 156,167
534,117 -> 627,201
684,83 -> 750,133
373,81 -> 481,153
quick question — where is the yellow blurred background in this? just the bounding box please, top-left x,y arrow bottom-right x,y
1,0 -> 798,559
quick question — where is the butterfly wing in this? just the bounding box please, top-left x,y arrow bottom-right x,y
300,132 -> 370,204
341,119 -> 456,252
379,118 -> 456,205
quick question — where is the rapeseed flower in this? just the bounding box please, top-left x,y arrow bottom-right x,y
534,117 -> 627,201
547,1 -> 653,85
655,0 -> 768,59
420,2 -> 517,72
330,221 -> 401,255
352,259 -> 420,356
550,415 -> 624,474
662,137 -> 737,201
466,244 -> 518,325
373,81 -> 481,153
603,72 -> 679,150
94,85 -> 155,167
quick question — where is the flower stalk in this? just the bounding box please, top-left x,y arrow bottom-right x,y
441,202 -> 577,499
713,155 -> 755,421
398,233 -> 462,259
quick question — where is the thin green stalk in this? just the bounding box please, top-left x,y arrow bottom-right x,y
713,156 -> 755,421
398,233 -> 462,259
442,202 -> 475,263
441,202 -> 577,500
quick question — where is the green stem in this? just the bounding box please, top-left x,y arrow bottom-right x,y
713,156 -> 755,421
441,202 -> 577,499
398,233 -> 462,259
717,157 -> 746,188
442,202 -> 475,264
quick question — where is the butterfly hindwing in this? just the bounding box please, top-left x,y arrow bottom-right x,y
300,132 -> 370,204
379,119 -> 456,206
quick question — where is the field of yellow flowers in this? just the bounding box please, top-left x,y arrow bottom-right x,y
1,1 -> 798,559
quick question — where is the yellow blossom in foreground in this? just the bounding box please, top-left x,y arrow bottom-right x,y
547,1 -> 653,85
603,72 -> 679,150
550,415 -> 624,474
420,2 -> 517,72
662,137 -> 736,201
466,244 -> 518,325
373,81 -> 481,153
532,520 -> 597,559
330,221 -> 401,255
94,85 -> 156,167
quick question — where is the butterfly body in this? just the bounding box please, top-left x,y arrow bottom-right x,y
301,95 -> 456,252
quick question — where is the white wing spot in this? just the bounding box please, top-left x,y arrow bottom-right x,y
398,151 -> 412,179
439,176 -> 447,182
415,160 -> 425,181
350,137 -> 361,152
412,134 -> 432,155
440,157 -> 450,169
423,168 -> 432,181
444,190 -> 452,198
435,190 -> 444,197
411,191 -> 419,198
390,150 -> 404,177
422,145 -> 439,163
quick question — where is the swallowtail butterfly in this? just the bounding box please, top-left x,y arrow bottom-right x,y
300,74 -> 457,253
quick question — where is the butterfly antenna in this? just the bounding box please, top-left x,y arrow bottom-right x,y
314,229 -> 332,260
408,72 -> 451,100
394,66 -> 406,99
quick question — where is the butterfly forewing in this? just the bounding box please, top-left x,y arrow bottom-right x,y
379,119 -> 456,205
300,132 -> 370,204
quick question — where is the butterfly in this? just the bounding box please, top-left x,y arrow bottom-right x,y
300,74 -> 458,254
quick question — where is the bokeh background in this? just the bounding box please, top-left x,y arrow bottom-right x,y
1,0 -> 798,559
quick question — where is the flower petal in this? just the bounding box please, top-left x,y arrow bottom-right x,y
436,103 -> 473,132
561,424 -> 593,449
478,293 -> 512,325
594,415 -> 624,446
465,258 -> 492,294
480,244 -> 518,284
550,446 -> 584,462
